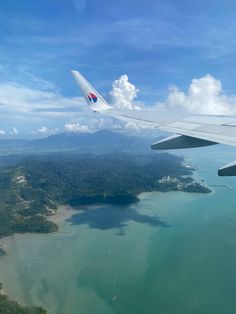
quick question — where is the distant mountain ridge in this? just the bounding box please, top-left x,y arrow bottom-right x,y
0,130 -> 157,154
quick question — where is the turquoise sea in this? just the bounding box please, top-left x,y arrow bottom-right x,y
0,145 -> 236,314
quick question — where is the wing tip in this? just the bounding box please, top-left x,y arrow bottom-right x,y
71,69 -> 112,112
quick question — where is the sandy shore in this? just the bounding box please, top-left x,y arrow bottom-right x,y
47,205 -> 79,225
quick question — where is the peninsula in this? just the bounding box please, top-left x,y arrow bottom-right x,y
0,153 -> 210,238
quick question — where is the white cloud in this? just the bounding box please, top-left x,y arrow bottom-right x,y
37,126 -> 49,134
35,126 -> 59,135
0,82 -> 84,114
64,123 -> 91,133
0,81 -> 92,135
110,74 -> 140,109
124,121 -> 155,132
3,71 -> 236,137
10,127 -> 19,135
159,74 -> 236,115
0,72 -> 147,136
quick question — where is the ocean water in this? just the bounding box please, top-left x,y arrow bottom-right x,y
0,146 -> 236,314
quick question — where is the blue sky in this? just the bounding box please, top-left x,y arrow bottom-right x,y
1,0 -> 236,137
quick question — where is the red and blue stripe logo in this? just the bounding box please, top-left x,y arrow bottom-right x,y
87,93 -> 98,103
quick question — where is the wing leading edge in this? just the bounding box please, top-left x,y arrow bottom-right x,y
72,70 -> 236,176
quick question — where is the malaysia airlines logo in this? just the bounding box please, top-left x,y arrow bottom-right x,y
87,93 -> 98,103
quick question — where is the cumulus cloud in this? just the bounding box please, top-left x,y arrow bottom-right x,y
64,123 -> 91,133
110,74 -> 140,109
159,74 -> 236,115
3,71 -> 235,137
108,73 -> 236,132
0,72 -> 148,136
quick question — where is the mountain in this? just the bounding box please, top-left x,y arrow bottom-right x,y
0,130 -> 158,155
0,139 -> 28,149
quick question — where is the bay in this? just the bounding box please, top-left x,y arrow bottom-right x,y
0,146 -> 236,313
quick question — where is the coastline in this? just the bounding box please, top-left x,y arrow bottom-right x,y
1,184 -> 229,314
47,205 -> 79,225
0,205 -> 80,261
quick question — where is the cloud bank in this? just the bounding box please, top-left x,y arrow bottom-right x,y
160,74 -> 236,115
0,82 -> 82,113
109,73 -> 236,132
64,123 -> 91,133
0,73 -> 236,137
109,74 -> 236,116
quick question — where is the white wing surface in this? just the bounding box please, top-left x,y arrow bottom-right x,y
72,70 -> 236,176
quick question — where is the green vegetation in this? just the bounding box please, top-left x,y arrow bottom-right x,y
0,152 -> 210,314
0,153 -> 210,238
21,153 -> 195,205
0,293 -> 46,314
0,166 -> 58,238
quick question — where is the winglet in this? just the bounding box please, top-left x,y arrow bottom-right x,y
71,70 -> 111,112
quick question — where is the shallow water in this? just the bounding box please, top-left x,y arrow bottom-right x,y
0,146 -> 236,314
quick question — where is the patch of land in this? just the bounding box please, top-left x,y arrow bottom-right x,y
0,153 -> 210,238
47,205 -> 79,224
0,282 -> 46,313
0,152 -> 211,314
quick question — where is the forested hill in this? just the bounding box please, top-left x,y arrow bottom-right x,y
0,153 -> 210,238
22,153 -> 193,205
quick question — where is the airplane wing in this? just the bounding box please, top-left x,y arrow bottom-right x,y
72,70 -> 236,176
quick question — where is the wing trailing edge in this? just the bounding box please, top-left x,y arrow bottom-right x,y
151,134 -> 217,150
218,160 -> 236,176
